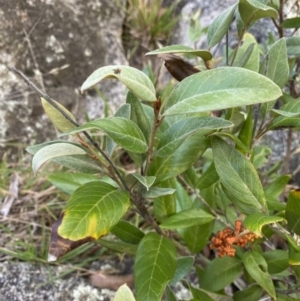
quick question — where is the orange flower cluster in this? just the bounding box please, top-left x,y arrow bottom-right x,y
210,220 -> 258,257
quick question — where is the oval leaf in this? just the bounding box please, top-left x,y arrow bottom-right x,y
134,232 -> 176,301
111,220 -> 145,245
163,67 -> 282,116
201,257 -> 243,292
169,256 -> 194,285
207,3 -> 238,48
32,142 -> 87,174
281,17 -> 300,29
156,117 -> 233,157
244,212 -> 286,236
160,208 -> 214,229
212,137 -> 266,214
286,36 -> 300,57
41,98 -> 77,132
58,181 -> 130,241
146,45 -> 212,61
286,190 -> 300,235
63,117 -> 148,153
238,0 -> 278,27
81,65 -> 156,102
242,251 -> 276,300
47,172 -> 101,195
113,284 -> 136,301
233,33 -> 259,71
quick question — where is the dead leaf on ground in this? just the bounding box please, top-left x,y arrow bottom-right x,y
90,272 -> 134,290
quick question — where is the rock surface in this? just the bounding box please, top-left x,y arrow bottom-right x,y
0,0 -> 127,159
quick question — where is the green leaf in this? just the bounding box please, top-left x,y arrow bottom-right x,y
268,117 -> 300,129
81,65 -> 156,102
212,137 -> 266,214
263,250 -> 289,274
113,284 -> 136,301
148,133 -> 209,183
143,187 -> 176,198
180,220 -> 214,254
26,140 -> 85,155
111,221 -> 145,245
198,163 -> 219,190
98,239 -> 137,255
162,67 -> 282,116
160,208 -> 214,229
153,180 -> 177,222
201,257 -> 242,292
41,98 -> 77,132
234,43 -> 255,68
268,99 -> 300,129
285,234 -> 300,265
233,33 -> 259,71
237,107 -> 253,151
242,251 -> 276,300
31,142 -> 87,175
146,45 -> 213,61
286,190 -> 300,235
63,117 -> 148,153
212,132 -> 253,154
107,104 -> 131,156
286,37 -> 300,57
126,92 -> 151,143
207,3 -> 238,48
134,232 -> 176,301
264,175 -> 290,198
281,17 -> 300,28
169,256 -> 194,285
244,212 -> 286,236
52,154 -> 103,174
166,286 -> 178,301
233,285 -> 262,301
189,285 -> 233,301
47,172 -> 101,195
266,196 -> 286,211
263,38 -> 289,88
156,117 -> 233,157
238,0 -> 278,27
126,173 -> 156,191
59,181 -> 130,240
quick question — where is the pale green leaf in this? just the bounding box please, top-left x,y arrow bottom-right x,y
143,187 -> 176,198
62,117 -> 148,153
244,212 -> 286,236
81,65 -> 156,102
163,67 -> 282,116
156,117 -> 233,157
286,36 -> 300,57
41,98 -> 77,132
113,284 -> 136,301
212,137 -> 266,214
233,33 -> 259,71
126,173 -> 156,191
134,232 -> 176,301
160,208 -> 214,229
238,0 -> 278,27
207,3 -> 238,48
146,45 -> 212,61
32,142 -> 86,174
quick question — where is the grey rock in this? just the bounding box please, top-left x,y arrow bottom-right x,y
0,0 -> 127,159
